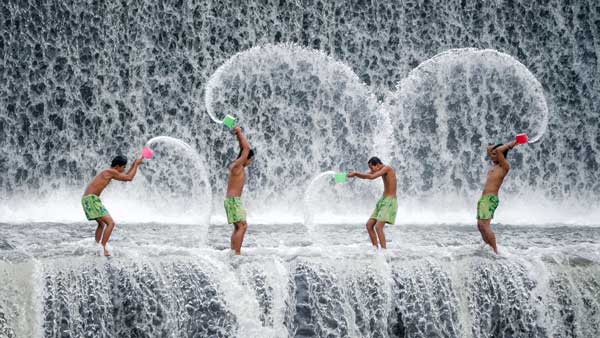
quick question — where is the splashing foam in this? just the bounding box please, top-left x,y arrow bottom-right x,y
3,43 -> 597,226
128,136 -> 212,224
383,48 -> 551,203
204,43 -> 382,221
0,137 -> 211,225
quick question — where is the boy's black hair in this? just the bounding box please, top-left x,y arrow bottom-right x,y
111,155 -> 128,167
237,149 -> 255,160
493,144 -> 509,158
368,156 -> 382,166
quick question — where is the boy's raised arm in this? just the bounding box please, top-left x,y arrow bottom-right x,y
495,140 -> 517,153
110,157 -> 143,181
231,127 -> 250,169
494,140 -> 516,171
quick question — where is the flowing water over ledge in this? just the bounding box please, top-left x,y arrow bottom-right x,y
1,222 -> 599,338
2,1 -> 600,337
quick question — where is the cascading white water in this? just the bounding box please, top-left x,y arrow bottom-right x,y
126,135 -> 212,225
204,43 -> 381,223
1,7 -> 598,224
384,48 -> 548,197
2,228 -> 599,338
303,170 -> 381,229
303,171 -> 336,227
2,1 -> 600,337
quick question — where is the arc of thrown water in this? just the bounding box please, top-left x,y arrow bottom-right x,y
203,42 -> 373,125
143,135 -> 213,222
146,136 -> 195,153
303,171 -> 336,227
397,48 -> 549,144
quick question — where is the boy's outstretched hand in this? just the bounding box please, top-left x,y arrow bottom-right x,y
232,126 -> 242,134
347,171 -> 356,178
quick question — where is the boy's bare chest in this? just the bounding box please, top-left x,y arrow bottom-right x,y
487,166 -> 506,180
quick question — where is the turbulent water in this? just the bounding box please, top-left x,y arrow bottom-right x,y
1,223 -> 600,338
1,0 -> 600,223
1,0 -> 600,337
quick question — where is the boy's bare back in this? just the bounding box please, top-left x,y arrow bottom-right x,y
83,158 -> 142,196
83,170 -> 118,196
380,166 -> 397,197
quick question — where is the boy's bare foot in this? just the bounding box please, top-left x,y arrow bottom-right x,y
94,243 -> 102,256
103,246 -> 110,257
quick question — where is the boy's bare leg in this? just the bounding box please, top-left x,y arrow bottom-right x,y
375,221 -> 387,249
477,219 -> 498,254
230,224 -> 236,252
231,221 -> 248,255
366,218 -> 378,248
94,220 -> 105,243
98,215 -> 116,256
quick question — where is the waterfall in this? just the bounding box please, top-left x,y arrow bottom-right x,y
1,250 -> 599,338
1,1 -> 599,224
1,1 -> 600,336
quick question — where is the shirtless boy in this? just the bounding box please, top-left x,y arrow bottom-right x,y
82,155 -> 143,256
348,157 -> 397,249
477,140 -> 520,254
225,127 -> 254,255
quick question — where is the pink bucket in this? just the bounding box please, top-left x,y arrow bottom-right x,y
141,146 -> 154,159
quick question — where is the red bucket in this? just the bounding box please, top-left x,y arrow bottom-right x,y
515,133 -> 528,144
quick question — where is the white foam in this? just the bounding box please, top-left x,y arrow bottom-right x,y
3,190 -> 598,226
0,191 -> 206,225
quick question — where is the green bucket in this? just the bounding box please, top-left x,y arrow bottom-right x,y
334,172 -> 348,183
223,114 -> 236,129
